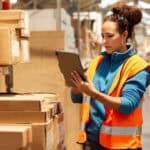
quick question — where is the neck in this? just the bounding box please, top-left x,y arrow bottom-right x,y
118,45 -> 128,53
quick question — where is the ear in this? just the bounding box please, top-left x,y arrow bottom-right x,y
122,30 -> 128,41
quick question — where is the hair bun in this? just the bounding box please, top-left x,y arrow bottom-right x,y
111,3 -> 142,26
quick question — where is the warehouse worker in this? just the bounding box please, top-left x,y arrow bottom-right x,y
70,2 -> 149,150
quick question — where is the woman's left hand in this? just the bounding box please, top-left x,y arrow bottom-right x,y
71,71 -> 97,97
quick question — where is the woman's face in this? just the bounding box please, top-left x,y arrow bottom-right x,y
101,21 -> 127,54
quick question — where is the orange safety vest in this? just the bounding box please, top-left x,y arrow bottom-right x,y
99,54 -> 149,149
77,54 -> 149,147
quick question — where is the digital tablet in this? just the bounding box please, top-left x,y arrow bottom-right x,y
56,50 -> 85,87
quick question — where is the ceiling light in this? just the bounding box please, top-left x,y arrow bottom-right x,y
99,0 -> 119,8
10,0 -> 17,4
138,1 -> 150,9
127,2 -> 135,6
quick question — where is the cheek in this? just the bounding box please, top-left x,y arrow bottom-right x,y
112,37 -> 122,46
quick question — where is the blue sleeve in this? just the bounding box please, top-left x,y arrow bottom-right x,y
118,69 -> 149,114
70,88 -> 83,103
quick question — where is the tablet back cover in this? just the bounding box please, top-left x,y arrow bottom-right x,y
56,51 -> 84,87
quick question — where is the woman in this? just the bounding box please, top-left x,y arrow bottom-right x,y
71,2 -> 149,150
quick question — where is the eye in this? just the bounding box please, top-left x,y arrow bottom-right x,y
107,34 -> 113,38
101,33 -> 114,39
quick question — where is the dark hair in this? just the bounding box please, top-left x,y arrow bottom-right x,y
104,3 -> 142,39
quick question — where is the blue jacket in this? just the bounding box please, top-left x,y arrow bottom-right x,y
71,46 -> 149,142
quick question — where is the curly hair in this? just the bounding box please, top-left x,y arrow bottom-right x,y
104,2 -> 142,39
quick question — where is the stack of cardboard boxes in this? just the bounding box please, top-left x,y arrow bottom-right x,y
0,10 -> 30,65
0,10 -> 65,150
12,9 -> 81,150
0,93 -> 65,150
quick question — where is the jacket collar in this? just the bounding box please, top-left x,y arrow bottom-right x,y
102,45 -> 134,63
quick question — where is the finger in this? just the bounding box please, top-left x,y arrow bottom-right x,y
71,73 -> 81,86
71,72 -> 79,82
71,79 -> 77,87
72,71 -> 82,83
71,78 -> 78,87
83,73 -> 88,81
71,76 -> 82,88
71,72 -> 85,88
73,71 -> 82,80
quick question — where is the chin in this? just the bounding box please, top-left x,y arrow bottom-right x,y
106,49 -> 113,54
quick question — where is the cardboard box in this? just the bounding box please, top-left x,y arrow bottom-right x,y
0,110 -> 51,123
29,31 -> 65,51
0,125 -> 32,149
31,119 -> 54,150
0,19 -> 25,28
0,27 -> 20,65
0,10 -> 26,20
13,52 -> 66,95
0,10 -> 28,29
0,116 -> 64,150
0,93 -> 58,111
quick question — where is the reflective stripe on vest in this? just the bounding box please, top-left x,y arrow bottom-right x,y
100,125 -> 142,135
100,54 -> 149,149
